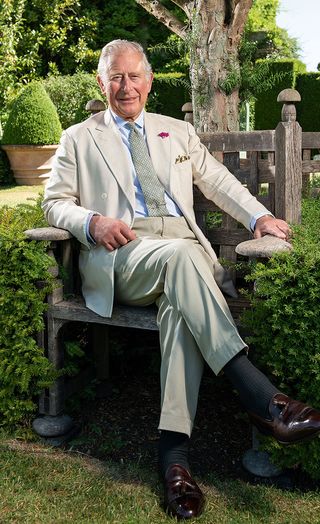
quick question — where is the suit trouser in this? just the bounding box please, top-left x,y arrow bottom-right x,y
113,217 -> 247,436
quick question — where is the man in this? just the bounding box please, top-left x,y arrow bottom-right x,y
43,40 -> 320,520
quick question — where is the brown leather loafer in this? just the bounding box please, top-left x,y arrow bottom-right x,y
164,464 -> 205,520
249,393 -> 320,445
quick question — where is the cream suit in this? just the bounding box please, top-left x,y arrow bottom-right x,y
43,108 -> 270,435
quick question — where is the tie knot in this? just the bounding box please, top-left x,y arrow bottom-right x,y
127,121 -> 137,132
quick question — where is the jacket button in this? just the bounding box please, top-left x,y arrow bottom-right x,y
101,193 -> 107,199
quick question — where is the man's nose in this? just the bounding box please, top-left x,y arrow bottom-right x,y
121,76 -> 132,91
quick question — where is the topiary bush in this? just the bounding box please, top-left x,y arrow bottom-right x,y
0,196 -> 56,427
242,197 -> 320,479
2,82 -> 62,145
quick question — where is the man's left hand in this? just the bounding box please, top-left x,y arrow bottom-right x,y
254,215 -> 291,241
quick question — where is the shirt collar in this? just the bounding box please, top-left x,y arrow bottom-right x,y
109,109 -> 144,131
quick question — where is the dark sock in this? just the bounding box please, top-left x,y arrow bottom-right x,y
223,351 -> 280,419
159,430 -> 190,478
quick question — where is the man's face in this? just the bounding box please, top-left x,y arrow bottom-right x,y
97,50 -> 153,121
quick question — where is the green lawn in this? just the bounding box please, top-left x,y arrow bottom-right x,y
0,184 -> 43,206
1,436 -> 320,524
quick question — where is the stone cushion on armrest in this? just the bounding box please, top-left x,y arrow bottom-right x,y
235,234 -> 292,258
24,227 -> 73,242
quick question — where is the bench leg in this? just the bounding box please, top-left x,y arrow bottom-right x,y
33,317 -> 78,445
242,426 -> 283,477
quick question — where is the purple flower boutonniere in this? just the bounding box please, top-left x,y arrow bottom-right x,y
158,132 -> 169,139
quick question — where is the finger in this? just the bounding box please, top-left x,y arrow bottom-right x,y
113,232 -> 128,246
120,225 -> 137,242
103,242 -> 115,251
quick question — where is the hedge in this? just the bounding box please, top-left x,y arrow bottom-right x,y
254,59 -> 306,130
296,73 -> 320,132
148,72 -> 190,120
243,197 -> 320,480
0,197 -> 56,427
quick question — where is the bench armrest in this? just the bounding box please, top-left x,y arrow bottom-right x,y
235,234 -> 292,258
24,227 -> 73,242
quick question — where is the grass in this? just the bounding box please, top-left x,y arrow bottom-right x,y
0,184 -> 43,206
1,436 -> 320,524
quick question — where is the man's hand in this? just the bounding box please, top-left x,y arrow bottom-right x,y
254,215 -> 291,241
89,215 -> 136,251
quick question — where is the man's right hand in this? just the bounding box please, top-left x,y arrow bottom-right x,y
89,215 -> 137,251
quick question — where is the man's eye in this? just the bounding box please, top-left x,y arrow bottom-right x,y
112,76 -> 122,81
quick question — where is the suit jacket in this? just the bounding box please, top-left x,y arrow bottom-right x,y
42,109 -> 269,317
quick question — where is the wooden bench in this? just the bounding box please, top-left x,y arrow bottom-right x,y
26,88 -> 315,444
26,227 -> 290,445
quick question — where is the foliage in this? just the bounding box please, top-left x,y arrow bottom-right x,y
44,73 -> 104,129
242,197 -> 320,479
0,0 -> 28,115
0,0 -> 94,114
0,196 -> 56,426
254,59 -> 306,129
246,0 -> 300,59
148,72 -> 190,119
0,0 -> 169,124
296,73 -> 320,132
148,34 -> 189,75
2,82 -> 62,145
238,40 -> 295,103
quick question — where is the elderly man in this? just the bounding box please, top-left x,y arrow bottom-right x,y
43,40 -> 320,520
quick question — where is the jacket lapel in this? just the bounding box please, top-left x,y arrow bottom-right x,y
88,110 -> 135,209
144,113 -> 171,193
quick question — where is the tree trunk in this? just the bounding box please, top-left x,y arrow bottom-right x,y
134,0 -> 253,133
190,0 -> 252,133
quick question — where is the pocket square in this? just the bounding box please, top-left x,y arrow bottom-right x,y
175,154 -> 191,164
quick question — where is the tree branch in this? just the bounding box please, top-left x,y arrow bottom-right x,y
230,0 -> 253,45
134,0 -> 188,39
170,0 -> 192,18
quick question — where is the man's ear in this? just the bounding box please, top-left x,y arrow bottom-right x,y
148,72 -> 154,93
97,74 -> 106,96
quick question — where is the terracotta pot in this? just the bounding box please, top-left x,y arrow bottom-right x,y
1,144 -> 58,186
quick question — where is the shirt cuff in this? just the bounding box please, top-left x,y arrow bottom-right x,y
86,212 -> 97,245
250,211 -> 274,232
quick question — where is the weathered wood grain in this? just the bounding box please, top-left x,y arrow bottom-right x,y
275,121 -> 302,223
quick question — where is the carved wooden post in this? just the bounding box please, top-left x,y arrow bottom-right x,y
85,99 -> 106,115
181,102 -> 193,125
275,89 -> 302,224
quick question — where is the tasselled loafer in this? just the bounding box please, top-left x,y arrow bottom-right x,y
164,464 -> 205,520
249,393 -> 320,445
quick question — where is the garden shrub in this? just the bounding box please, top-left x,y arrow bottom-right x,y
0,196 -> 56,426
44,73 -> 104,129
243,197 -> 320,479
2,82 -> 62,145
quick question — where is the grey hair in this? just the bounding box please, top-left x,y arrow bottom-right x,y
97,39 -> 152,81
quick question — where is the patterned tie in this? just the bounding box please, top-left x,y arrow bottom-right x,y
128,122 -> 169,217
